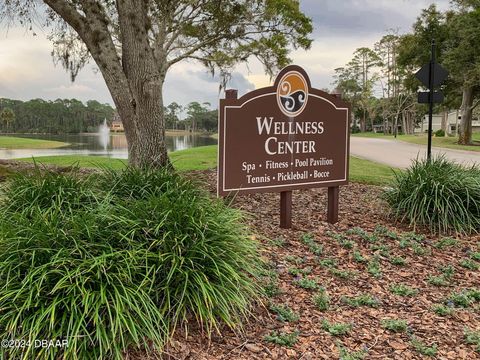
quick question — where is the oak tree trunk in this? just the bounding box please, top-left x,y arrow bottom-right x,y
116,0 -> 169,168
458,87 -> 473,145
44,0 -> 171,169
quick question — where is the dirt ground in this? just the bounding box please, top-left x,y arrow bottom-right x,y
142,169 -> 480,360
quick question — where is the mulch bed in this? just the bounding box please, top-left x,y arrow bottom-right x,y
136,169 -> 480,360
2,164 -> 477,359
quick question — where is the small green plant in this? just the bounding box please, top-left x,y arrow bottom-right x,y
410,337 -> 437,357
346,227 -> 367,236
399,238 -> 411,249
467,289 -> 480,301
337,343 -> 368,360
432,304 -> 454,316
340,239 -> 355,249
440,265 -> 455,277
401,232 -> 425,242
464,328 -> 480,352
374,224 -> 398,239
412,242 -> 430,256
389,283 -> 418,297
327,230 -> 348,242
270,237 -> 286,247
367,256 -> 382,278
285,255 -> 304,264
264,330 -> 300,347
383,156 -> 480,234
327,231 -> 355,249
309,243 -> 324,255
288,266 -> 312,276
318,258 -> 337,268
301,233 -> 324,255
330,268 -> 357,280
434,237 -> 458,249
370,243 -> 390,257
445,289 -> 480,308
460,258 -> 479,270
381,319 -> 408,333
301,232 -> 315,244
269,303 -> 299,322
262,271 -> 281,298
471,252 -> 480,261
313,289 -> 330,311
346,227 -> 378,242
352,249 -> 367,263
321,320 -> 352,336
294,277 -> 318,290
428,275 -> 450,287
341,294 -> 380,308
390,256 -> 407,266
435,129 -> 445,137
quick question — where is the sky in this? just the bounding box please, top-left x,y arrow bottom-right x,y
0,0 -> 451,109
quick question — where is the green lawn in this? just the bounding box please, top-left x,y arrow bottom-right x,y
349,156 -> 397,185
18,145 -> 396,186
353,132 -> 480,152
0,136 -> 68,149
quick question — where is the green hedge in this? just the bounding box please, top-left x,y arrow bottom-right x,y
384,156 -> 480,234
0,167 -> 261,359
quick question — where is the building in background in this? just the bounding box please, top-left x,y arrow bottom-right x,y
110,112 -> 124,132
415,111 -> 480,135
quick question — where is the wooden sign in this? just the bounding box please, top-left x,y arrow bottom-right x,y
218,65 -> 350,227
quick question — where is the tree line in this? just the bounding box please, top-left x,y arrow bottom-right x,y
164,102 -> 217,133
333,0 -> 480,145
0,98 -> 114,134
0,97 -> 219,135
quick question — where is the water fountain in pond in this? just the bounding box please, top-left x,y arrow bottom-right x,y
97,118 -> 111,150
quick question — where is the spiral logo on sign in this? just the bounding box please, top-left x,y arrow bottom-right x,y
277,71 -> 308,117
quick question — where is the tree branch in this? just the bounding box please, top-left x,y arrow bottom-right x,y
470,98 -> 480,111
43,0 -> 87,37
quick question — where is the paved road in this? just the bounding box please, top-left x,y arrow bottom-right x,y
350,137 -> 479,169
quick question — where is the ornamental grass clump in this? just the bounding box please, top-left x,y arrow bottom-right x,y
384,156 -> 480,234
0,167 -> 261,359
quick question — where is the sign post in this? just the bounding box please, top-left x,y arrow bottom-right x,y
415,39 -> 448,161
218,65 -> 350,228
280,191 -> 292,228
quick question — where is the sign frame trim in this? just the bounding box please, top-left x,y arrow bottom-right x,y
217,65 -> 351,197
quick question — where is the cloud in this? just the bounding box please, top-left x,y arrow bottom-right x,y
0,0 -> 452,108
302,0 -> 450,36
164,64 -> 255,107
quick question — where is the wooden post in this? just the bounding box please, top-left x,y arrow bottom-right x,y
280,191 -> 292,229
327,186 -> 339,224
225,89 -> 238,100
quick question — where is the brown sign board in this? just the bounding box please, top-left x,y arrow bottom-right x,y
218,65 -> 350,197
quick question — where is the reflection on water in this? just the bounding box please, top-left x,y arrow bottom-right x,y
0,133 -> 218,159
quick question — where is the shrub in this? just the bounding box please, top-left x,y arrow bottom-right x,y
435,129 -> 445,137
384,156 -> 480,234
0,167 -> 261,359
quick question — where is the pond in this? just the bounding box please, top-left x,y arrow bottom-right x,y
0,132 -> 218,159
